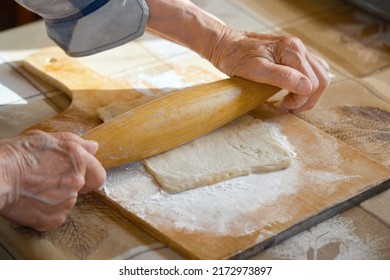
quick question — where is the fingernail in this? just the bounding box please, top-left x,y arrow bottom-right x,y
296,78 -> 312,94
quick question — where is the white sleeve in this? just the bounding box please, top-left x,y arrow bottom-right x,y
16,0 -> 149,57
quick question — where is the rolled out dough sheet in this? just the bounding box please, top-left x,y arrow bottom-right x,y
144,115 -> 291,193
98,102 -> 291,193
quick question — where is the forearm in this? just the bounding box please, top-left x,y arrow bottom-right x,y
145,0 -> 228,60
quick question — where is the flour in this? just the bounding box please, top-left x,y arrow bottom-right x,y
126,70 -> 195,96
307,171 -> 361,195
102,121 -> 361,238
267,124 -> 297,159
264,215 -> 383,260
138,70 -> 193,90
104,160 -> 298,236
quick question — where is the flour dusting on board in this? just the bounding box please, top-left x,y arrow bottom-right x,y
102,120 -> 361,238
137,70 -> 193,90
103,160 -> 298,236
264,215 -> 383,259
125,70 -> 201,96
267,124 -> 297,159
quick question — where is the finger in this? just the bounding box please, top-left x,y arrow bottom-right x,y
272,36 -> 320,96
276,43 -> 323,110
29,202 -> 73,231
1,195 -> 75,231
52,132 -> 98,154
280,92 -> 308,110
279,46 -> 320,95
311,52 -> 330,71
79,152 -> 106,194
56,138 -> 104,193
38,177 -> 81,204
289,54 -> 330,113
21,172 -> 83,205
51,131 -> 82,142
250,58 -> 313,95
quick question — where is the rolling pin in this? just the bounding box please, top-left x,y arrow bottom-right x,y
23,47 -> 281,169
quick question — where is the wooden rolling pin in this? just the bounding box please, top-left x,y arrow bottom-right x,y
23,47 -> 281,169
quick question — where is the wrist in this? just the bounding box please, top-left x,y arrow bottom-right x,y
145,0 -> 229,59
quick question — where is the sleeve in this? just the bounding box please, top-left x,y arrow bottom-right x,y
15,0 -> 149,57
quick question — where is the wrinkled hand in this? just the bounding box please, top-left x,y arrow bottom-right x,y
0,130 -> 106,231
209,30 -> 330,113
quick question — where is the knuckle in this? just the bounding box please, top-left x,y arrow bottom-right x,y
55,131 -> 78,141
64,139 -> 81,153
69,176 -> 85,193
74,175 -> 86,189
61,173 -> 85,190
281,36 -> 304,50
75,144 -> 89,159
278,37 -> 308,67
65,132 -> 82,142
24,129 -> 46,137
280,49 -> 304,68
65,144 -> 87,169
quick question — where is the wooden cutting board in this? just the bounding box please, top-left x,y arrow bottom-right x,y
99,105 -> 390,259
23,49 -> 390,260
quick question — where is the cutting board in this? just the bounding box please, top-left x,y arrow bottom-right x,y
23,49 -> 390,260
99,105 -> 390,259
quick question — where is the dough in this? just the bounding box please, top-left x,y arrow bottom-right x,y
98,101 -> 291,193
143,115 -> 291,193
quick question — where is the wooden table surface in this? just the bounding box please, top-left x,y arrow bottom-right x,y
0,0 -> 389,259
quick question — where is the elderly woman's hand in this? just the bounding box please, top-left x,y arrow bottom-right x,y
207,29 -> 330,113
145,0 -> 329,113
0,130 -> 106,231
